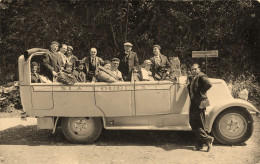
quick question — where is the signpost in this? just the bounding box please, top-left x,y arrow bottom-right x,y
192,50 -> 218,74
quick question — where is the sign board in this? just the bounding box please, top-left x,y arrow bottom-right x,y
192,50 -> 218,58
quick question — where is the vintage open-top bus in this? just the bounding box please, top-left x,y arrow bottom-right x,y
18,51 -> 259,145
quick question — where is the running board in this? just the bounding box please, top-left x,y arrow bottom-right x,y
105,125 -> 192,131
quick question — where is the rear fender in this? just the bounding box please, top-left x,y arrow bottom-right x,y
206,99 -> 258,132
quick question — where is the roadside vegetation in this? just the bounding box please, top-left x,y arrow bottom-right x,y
0,0 -> 259,112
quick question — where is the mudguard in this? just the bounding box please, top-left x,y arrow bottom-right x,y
205,98 -> 259,132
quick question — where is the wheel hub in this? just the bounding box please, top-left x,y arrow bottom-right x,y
218,113 -> 247,139
74,119 -> 88,132
226,120 -> 240,133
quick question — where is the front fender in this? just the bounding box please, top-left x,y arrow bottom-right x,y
205,98 -> 259,132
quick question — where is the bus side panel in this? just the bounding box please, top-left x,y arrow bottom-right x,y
48,85 -> 104,117
20,86 -> 34,116
170,83 -> 190,114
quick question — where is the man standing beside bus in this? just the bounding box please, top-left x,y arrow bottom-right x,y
118,42 -> 139,81
187,63 -> 214,152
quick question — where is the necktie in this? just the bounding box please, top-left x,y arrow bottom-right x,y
91,57 -> 94,66
155,56 -> 161,67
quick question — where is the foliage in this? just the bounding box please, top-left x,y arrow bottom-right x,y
0,85 -> 22,112
230,73 -> 260,108
0,0 -> 259,107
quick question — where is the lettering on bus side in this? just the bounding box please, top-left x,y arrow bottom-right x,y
53,86 -> 92,92
98,85 -> 133,91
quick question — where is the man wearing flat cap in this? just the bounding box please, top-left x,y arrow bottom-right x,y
82,47 -> 104,81
150,45 -> 170,80
118,42 -> 139,81
42,41 -> 63,80
111,58 -> 124,81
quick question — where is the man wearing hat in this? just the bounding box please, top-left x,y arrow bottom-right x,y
118,42 -> 139,81
57,62 -> 77,85
82,47 -> 104,81
140,60 -> 154,81
150,45 -> 170,80
42,41 -> 63,80
31,62 -> 41,83
111,58 -> 124,81
73,60 -> 87,83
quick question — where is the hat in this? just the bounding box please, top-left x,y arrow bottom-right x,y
153,45 -> 161,50
31,62 -> 39,67
124,42 -> 133,46
144,60 -> 152,65
65,62 -> 73,67
104,60 -> 111,65
76,60 -> 85,67
51,41 -> 59,46
67,46 -> 73,51
112,58 -> 120,63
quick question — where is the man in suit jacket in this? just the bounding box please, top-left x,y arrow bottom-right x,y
42,41 -> 63,81
118,42 -> 139,81
31,62 -> 41,83
82,48 -> 104,81
187,63 -> 214,152
149,45 -> 170,80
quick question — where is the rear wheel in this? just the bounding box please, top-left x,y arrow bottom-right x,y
212,108 -> 253,145
61,117 -> 102,144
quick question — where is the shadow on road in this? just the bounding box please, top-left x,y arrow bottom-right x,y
0,125 -> 198,151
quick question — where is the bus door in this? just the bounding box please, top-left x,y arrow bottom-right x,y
134,81 -> 171,115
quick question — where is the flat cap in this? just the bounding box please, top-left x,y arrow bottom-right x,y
124,42 -> 133,46
144,60 -> 152,65
153,45 -> 161,50
51,41 -> 60,46
67,45 -> 73,51
65,62 -> 73,67
112,58 -> 120,62
31,62 -> 39,67
76,60 -> 85,66
104,60 -> 111,65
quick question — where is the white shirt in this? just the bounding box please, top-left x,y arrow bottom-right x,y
111,69 -> 124,81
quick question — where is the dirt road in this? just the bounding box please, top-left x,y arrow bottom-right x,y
0,115 -> 259,164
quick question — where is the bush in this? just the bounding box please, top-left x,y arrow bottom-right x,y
227,73 -> 260,109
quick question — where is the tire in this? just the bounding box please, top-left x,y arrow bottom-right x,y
61,117 -> 102,144
212,107 -> 254,145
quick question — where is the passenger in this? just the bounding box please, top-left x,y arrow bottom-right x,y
140,60 -> 155,81
96,60 -> 118,83
64,46 -> 78,68
103,60 -> 112,70
131,66 -> 142,81
42,41 -> 63,81
118,42 -> 139,81
57,62 -> 77,85
168,56 -> 182,81
150,45 -> 170,80
82,48 -> 104,82
111,58 -> 124,82
58,44 -> 68,68
73,60 -> 87,83
31,62 -> 41,83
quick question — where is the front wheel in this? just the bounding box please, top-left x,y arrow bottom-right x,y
61,117 -> 102,144
212,108 -> 254,145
